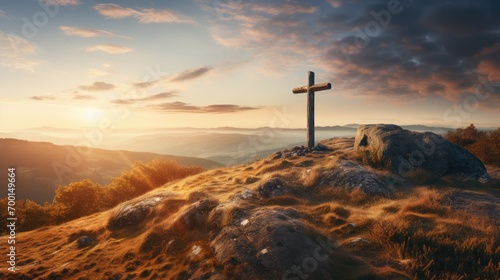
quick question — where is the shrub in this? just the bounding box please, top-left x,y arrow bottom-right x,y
446,124 -> 500,166
53,179 -> 103,222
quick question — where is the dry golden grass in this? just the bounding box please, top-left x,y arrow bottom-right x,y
1,138 -> 498,279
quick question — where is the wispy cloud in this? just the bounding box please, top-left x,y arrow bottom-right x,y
326,0 -> 342,8
111,91 -> 177,105
87,64 -> 112,78
83,44 -> 132,54
30,95 -> 56,101
94,3 -> 193,24
0,10 -> 7,18
132,80 -> 158,89
60,26 -> 129,38
132,66 -> 214,88
206,1 -> 318,74
170,67 -> 213,82
147,102 -> 259,114
78,81 -> 115,91
245,2 -> 317,15
73,94 -> 96,100
0,31 -> 37,71
40,0 -> 80,6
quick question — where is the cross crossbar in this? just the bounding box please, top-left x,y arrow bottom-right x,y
292,83 -> 331,94
292,71 -> 332,148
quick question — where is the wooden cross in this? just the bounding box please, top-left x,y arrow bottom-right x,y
292,71 -> 331,148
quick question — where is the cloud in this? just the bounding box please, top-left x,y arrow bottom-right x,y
0,31 -> 37,71
73,94 -> 95,100
94,3 -> 193,24
133,80 -> 158,89
131,66 -> 214,88
60,26 -> 129,38
87,64 -> 112,78
40,0 -> 80,6
78,81 -> 115,91
0,10 -> 6,18
111,91 -> 177,104
170,67 -> 213,82
147,102 -> 258,114
245,2 -> 317,15
206,1 -> 319,73
326,0 -> 342,8
30,95 -> 56,101
205,0 -> 500,104
83,44 -> 132,54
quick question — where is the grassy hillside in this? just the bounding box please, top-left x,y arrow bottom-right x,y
0,138 -> 222,203
1,138 -> 498,279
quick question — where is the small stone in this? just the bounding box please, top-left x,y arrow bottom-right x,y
190,245 -> 202,256
260,248 -> 268,255
77,236 -> 94,249
272,151 -> 282,159
350,237 -> 369,244
240,219 -> 249,226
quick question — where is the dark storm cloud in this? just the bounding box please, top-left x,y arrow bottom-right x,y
205,0 -> 500,104
324,0 -> 500,100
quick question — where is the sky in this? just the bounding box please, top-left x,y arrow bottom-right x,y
0,0 -> 499,130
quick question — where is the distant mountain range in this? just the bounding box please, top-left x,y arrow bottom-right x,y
0,124 -> 495,173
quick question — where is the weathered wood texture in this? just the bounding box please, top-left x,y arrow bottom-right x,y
292,71 -> 332,148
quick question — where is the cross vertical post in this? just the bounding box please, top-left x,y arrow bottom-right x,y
292,71 -> 332,148
307,71 -> 315,148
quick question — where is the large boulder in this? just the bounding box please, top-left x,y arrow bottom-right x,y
354,124 -> 490,182
210,208 -> 368,279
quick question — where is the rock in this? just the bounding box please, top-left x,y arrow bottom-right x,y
314,143 -> 328,151
320,159 -> 393,195
109,192 -> 174,228
257,177 -> 291,198
272,151 -> 282,159
171,199 -> 218,231
229,189 -> 259,202
446,190 -> 500,226
210,209 -> 339,279
77,236 -> 94,249
354,124 -> 490,182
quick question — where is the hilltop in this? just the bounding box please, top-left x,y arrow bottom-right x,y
1,126 -> 499,279
0,139 -> 221,204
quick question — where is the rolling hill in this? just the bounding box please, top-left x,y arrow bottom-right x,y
0,138 -> 222,204
1,135 -> 498,279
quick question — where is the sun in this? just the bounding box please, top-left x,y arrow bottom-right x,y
79,107 -> 104,122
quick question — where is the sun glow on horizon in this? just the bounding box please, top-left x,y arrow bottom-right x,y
79,107 -> 104,123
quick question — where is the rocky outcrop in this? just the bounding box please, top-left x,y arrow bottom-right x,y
354,124 -> 490,182
209,208 -> 366,279
108,192 -> 175,228
320,159 -> 393,195
257,177 -> 291,198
